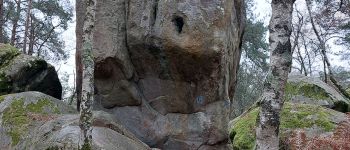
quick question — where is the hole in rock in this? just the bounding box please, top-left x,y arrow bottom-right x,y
172,16 -> 184,33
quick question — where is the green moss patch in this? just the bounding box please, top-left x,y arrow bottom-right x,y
230,103 -> 337,150
280,103 -> 335,131
2,98 -> 60,146
230,108 -> 259,150
0,44 -> 19,68
285,82 -> 330,101
0,95 -> 5,103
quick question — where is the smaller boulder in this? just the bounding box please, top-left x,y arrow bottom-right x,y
286,75 -> 350,112
0,92 -> 151,150
229,102 -> 349,150
0,44 -> 62,99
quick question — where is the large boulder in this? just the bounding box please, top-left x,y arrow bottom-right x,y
229,102 -> 350,150
286,75 -> 350,112
77,0 -> 245,149
0,44 -> 62,99
0,92 -> 151,150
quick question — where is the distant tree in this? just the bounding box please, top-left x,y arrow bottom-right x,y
22,0 -> 32,54
232,0 -> 269,118
0,0 -> 4,43
242,19 -> 269,70
1,0 -> 73,61
31,0 -> 73,61
306,0 -> 350,100
255,0 -> 295,149
9,0 -> 21,45
242,0 -> 269,70
79,0 -> 96,148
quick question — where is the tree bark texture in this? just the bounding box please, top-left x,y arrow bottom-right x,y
23,0 -> 32,54
255,0 -> 295,149
10,0 -> 21,46
76,0 -> 85,111
0,0 -> 4,43
28,14 -> 35,55
79,0 -> 96,147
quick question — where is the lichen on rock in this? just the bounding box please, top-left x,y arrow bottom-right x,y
1,97 -> 62,146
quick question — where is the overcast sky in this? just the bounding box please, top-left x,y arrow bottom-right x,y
58,0 -> 76,91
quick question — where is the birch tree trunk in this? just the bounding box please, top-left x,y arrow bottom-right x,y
79,0 -> 96,148
255,0 -> 295,149
23,0 -> 32,54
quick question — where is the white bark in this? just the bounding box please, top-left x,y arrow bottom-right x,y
79,0 -> 96,148
255,0 -> 295,149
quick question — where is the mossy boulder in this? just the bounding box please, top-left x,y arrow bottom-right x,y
0,44 -> 62,99
229,102 -> 348,150
286,75 -> 350,112
0,91 -> 150,150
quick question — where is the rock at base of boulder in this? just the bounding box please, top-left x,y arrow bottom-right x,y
0,92 -> 151,150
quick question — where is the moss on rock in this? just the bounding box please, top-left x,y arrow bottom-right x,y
230,108 -> 259,150
285,82 -> 330,101
230,103 -> 337,150
2,98 -> 61,146
0,95 -> 5,103
280,103 -> 335,131
0,44 -> 19,95
0,44 -> 20,68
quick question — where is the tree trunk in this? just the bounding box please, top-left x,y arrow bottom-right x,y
323,57 -> 328,83
28,14 -> 35,55
23,0 -> 32,54
76,0 -> 86,111
296,44 -> 307,76
255,0 -> 295,149
0,0 -> 4,43
79,0 -> 96,148
10,0 -> 21,46
302,34 -> 312,76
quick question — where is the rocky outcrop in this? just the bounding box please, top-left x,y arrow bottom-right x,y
0,92 -> 151,150
286,75 -> 350,112
77,0 -> 245,149
0,44 -> 62,99
229,102 -> 349,150
230,76 -> 350,149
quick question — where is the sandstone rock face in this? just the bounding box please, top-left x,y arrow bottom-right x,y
77,0 -> 244,149
0,92 -> 150,150
286,75 -> 350,112
0,44 -> 62,99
